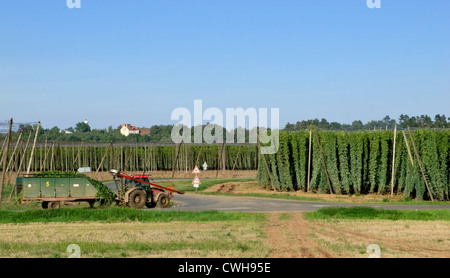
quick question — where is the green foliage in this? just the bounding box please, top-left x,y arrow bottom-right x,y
306,207 -> 450,221
368,132 -> 380,193
349,132 -> 364,194
0,208 -> 265,224
257,129 -> 450,201
322,132 -> 341,194
378,131 -> 391,194
290,131 -> 309,191
276,132 -> 293,191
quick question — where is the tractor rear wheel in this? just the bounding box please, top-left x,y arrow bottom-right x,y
128,189 -> 147,209
158,193 -> 170,208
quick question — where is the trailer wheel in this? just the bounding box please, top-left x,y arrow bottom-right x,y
158,193 -> 170,208
42,201 -> 49,209
48,202 -> 60,209
128,189 -> 146,209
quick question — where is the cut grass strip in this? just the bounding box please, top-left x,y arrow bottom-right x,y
0,240 -> 266,258
306,207 -> 450,221
0,208 -> 266,224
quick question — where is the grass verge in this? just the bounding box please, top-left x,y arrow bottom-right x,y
306,207 -> 450,221
200,192 -> 327,202
0,207 -> 265,224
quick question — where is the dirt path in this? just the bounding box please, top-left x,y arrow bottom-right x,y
264,212 -> 333,258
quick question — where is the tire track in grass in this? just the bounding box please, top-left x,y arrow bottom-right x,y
264,212 -> 333,258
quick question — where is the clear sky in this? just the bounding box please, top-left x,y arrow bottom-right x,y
0,0 -> 449,130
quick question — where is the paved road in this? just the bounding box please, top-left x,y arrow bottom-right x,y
105,182 -> 450,212
169,193 -> 450,212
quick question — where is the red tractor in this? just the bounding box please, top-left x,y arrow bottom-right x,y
109,170 -> 184,209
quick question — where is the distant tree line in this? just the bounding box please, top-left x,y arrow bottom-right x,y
2,122 -> 175,143
1,114 -> 448,143
284,114 -> 449,132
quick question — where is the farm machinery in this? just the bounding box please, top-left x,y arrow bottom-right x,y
17,170 -> 184,209
109,169 -> 184,209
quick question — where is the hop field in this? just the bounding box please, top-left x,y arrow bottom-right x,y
258,129 -> 450,201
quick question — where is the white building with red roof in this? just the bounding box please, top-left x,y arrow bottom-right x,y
120,124 -> 140,137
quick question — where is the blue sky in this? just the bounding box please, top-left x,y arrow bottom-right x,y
0,0 -> 449,130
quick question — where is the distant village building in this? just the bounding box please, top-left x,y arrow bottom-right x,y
120,124 -> 140,136
140,129 -> 150,135
120,124 -> 150,137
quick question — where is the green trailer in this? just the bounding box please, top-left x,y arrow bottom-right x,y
16,176 -> 99,209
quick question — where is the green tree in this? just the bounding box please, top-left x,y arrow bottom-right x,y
75,122 -> 91,133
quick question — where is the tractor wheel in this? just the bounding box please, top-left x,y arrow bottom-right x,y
158,193 -> 170,208
48,201 -> 61,209
41,201 -> 49,209
128,189 -> 147,209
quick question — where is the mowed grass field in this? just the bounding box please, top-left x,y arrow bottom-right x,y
0,207 -> 449,258
1,182 -> 450,258
0,208 -> 268,258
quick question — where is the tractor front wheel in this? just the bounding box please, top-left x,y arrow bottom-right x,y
128,189 -> 147,209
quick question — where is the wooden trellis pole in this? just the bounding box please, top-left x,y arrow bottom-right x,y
0,136 -> 8,166
195,143 -> 204,167
407,127 -> 434,202
216,142 -> 226,178
402,131 -> 414,166
95,142 -> 112,178
50,142 -> 55,171
26,121 -> 40,175
42,142 -> 51,172
390,125 -> 397,196
0,118 -> 13,205
307,129 -> 312,192
231,146 -> 241,171
9,132 -> 32,200
172,142 -> 183,178
257,132 -> 277,192
5,131 -> 23,179
314,130 -> 333,195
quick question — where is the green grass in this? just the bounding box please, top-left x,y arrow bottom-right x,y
158,178 -> 254,193
200,191 -> 328,202
361,197 -> 450,205
0,207 -> 266,224
0,239 -> 266,258
279,213 -> 291,220
306,207 -> 450,221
